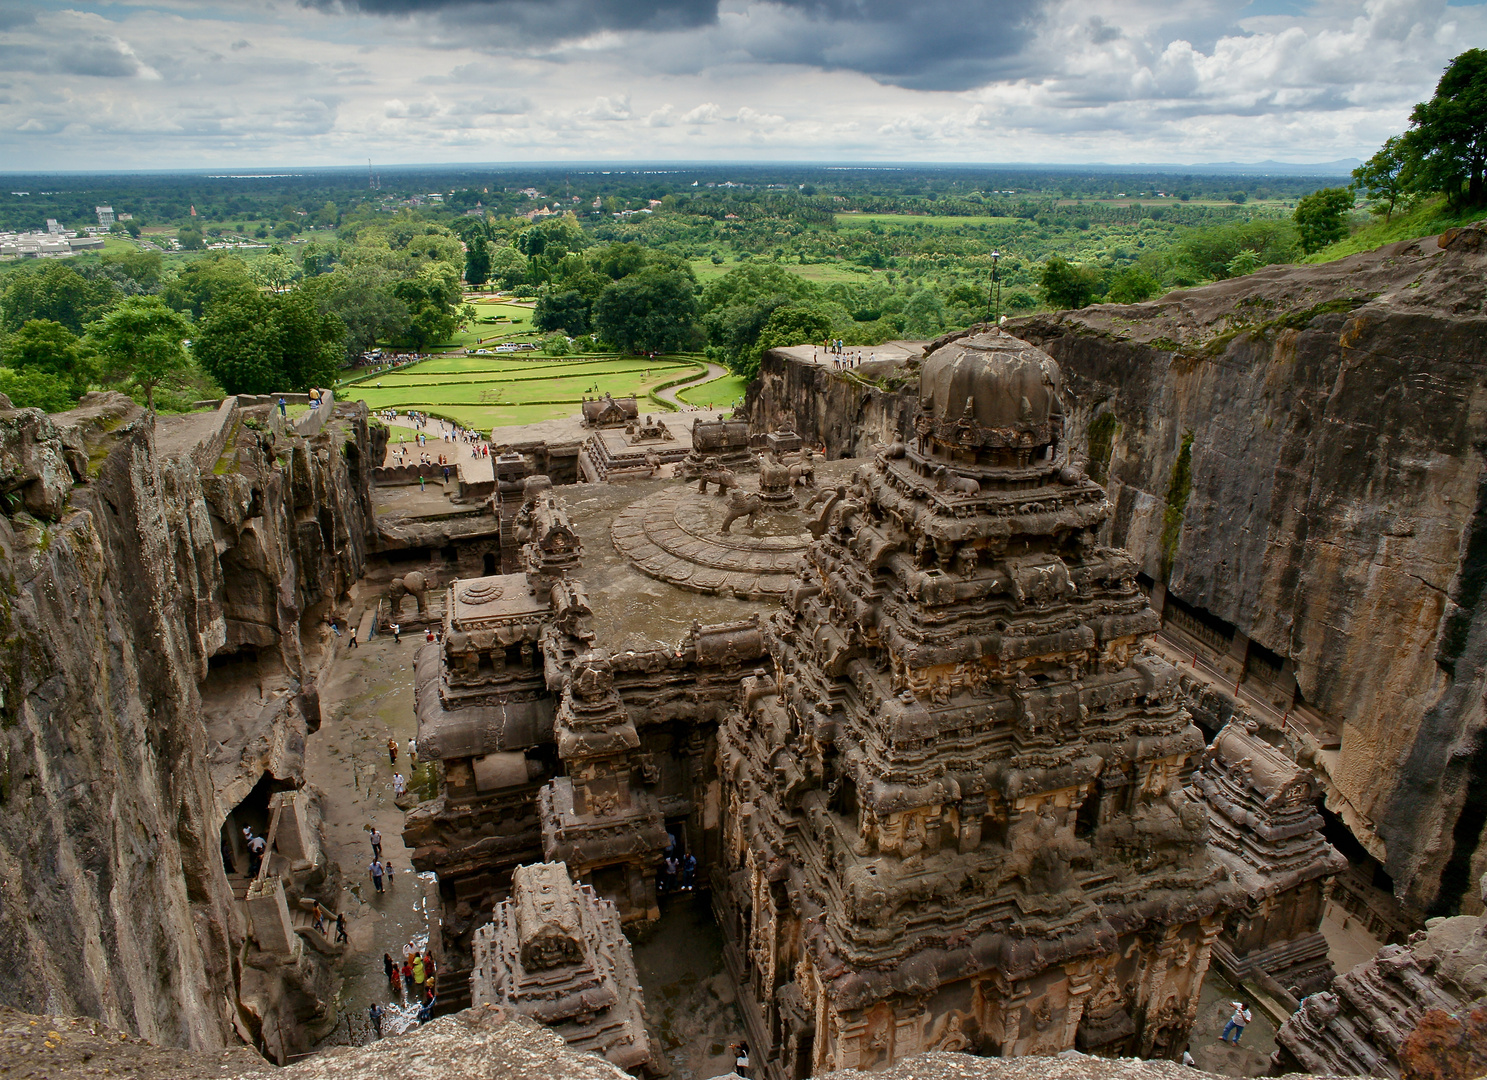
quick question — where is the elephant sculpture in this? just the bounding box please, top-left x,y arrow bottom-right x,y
720,490 -> 764,534
389,569 -> 430,618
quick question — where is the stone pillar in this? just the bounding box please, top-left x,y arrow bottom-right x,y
1148,580 -> 1167,618
268,790 -> 316,868
245,876 -> 300,957
1221,630 -> 1249,681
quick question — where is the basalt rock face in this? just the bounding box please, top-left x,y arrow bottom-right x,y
1008,224 -> 1487,917
0,393 -> 374,1054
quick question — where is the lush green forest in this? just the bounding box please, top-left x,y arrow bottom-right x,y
0,49 -> 1480,418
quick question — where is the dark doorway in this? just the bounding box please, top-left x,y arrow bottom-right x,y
483,552 -> 497,576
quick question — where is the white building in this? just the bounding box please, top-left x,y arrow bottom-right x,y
96,206 -> 115,228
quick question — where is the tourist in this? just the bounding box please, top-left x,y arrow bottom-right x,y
393,772 -> 406,798
384,859 -> 395,888
370,826 -> 382,859
328,615 -> 341,637
1182,1049 -> 1196,1067
312,900 -> 325,934
412,952 -> 425,989
388,737 -> 398,765
335,912 -> 348,944
277,397 -> 286,417
368,1001 -> 383,1039
247,833 -> 266,877
734,1040 -> 751,1078
417,996 -> 434,1025
680,852 -> 697,891
348,630 -> 358,649
384,953 -> 398,991
425,627 -> 435,643
1221,1001 -> 1251,1044
369,858 -> 384,893
402,958 -> 414,994
409,737 -> 418,767
391,622 -> 401,644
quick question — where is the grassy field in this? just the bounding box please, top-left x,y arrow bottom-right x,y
1305,197 -> 1480,263
834,213 -> 1021,228
436,298 -> 540,352
678,373 -> 750,409
347,352 -> 704,432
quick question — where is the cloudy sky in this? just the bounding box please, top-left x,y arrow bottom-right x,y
0,0 -> 1482,170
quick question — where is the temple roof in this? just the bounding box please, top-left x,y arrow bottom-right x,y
919,327 -> 1064,433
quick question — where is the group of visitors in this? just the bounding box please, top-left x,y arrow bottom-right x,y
385,943 -> 439,1006
815,344 -> 874,370
655,833 -> 698,895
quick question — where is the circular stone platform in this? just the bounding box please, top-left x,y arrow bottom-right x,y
610,486 -> 811,598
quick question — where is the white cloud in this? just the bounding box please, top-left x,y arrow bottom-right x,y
0,0 -> 1482,167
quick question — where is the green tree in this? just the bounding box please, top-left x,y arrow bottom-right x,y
901,289 -> 947,338
302,269 -> 409,357
163,255 -> 257,319
464,234 -> 492,286
750,301 -> 836,378
252,252 -> 301,294
533,288 -> 595,336
192,288 -> 281,395
1403,49 -> 1487,207
1106,268 -> 1161,304
274,291 -> 345,390
87,296 -> 192,411
1040,256 -> 1102,309
489,245 -> 528,289
1,262 -> 119,333
1352,135 -> 1412,221
1293,187 -> 1355,254
178,228 -> 206,251
3,319 -> 92,397
592,270 -> 701,354
193,288 -> 344,394
391,265 -> 461,350
0,367 -> 76,412
316,201 -> 340,228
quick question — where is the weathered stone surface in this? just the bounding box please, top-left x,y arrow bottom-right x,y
1274,872 -> 1487,1078
0,1003 -> 632,1080
0,395 -> 374,1056
817,1051 -> 1337,1080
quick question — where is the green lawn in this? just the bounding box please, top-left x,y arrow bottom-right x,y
348,352 -> 705,433
678,373 -> 750,409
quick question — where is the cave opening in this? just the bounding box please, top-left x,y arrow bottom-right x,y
1427,730 -> 1487,917
221,771 -> 297,878
483,552 -> 497,576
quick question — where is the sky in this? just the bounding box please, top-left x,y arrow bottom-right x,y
0,0 -> 1482,170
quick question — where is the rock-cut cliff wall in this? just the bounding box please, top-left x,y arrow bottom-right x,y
0,391 -> 373,1052
747,224 -> 1487,918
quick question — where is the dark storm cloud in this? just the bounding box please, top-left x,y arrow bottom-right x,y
0,8 -> 37,31
302,0 -> 1048,91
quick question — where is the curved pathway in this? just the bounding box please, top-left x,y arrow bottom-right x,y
655,361 -> 729,410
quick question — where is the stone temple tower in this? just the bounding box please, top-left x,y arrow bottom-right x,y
716,328 -> 1238,1079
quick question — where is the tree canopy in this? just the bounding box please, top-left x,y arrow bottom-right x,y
1405,49 -> 1487,208
86,296 -> 192,412
1293,187 -> 1355,255
592,270 -> 701,354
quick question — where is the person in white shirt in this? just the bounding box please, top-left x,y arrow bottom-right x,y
1221,1001 -> 1251,1044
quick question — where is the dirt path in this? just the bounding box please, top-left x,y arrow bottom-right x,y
655,361 -> 728,410
305,608 -> 441,1046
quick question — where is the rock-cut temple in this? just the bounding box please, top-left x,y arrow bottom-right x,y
715,329 -> 1238,1074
